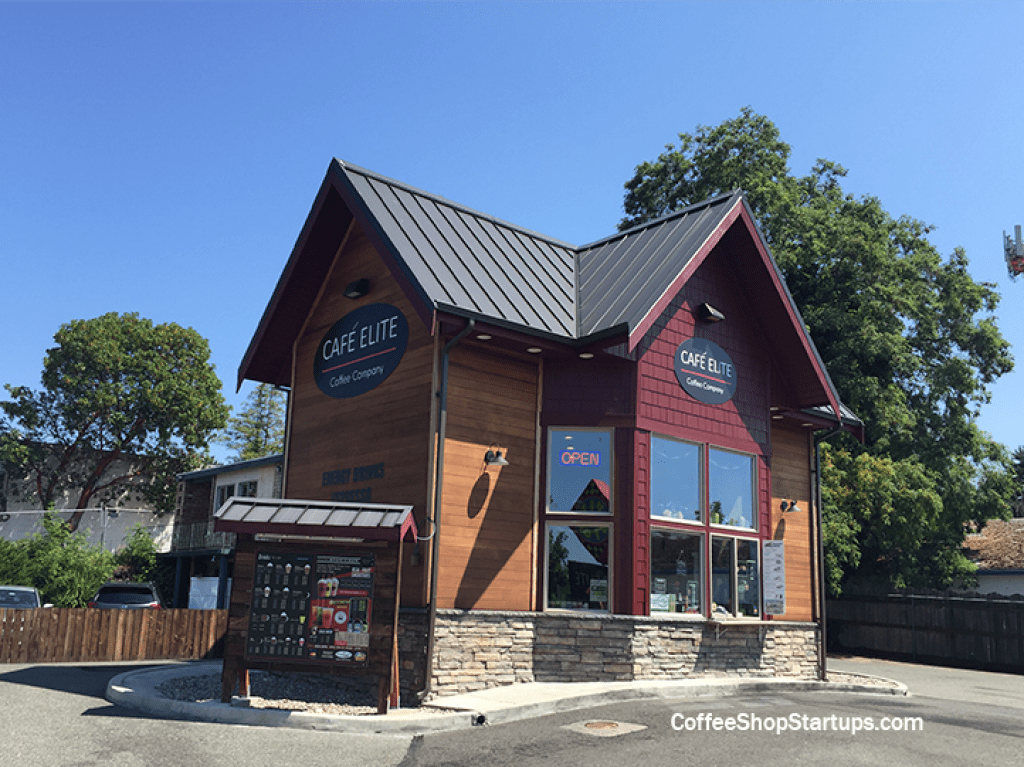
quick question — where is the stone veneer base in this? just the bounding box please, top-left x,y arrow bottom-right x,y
397,609 -> 820,703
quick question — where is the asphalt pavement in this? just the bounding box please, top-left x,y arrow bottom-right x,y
828,655 -> 1024,710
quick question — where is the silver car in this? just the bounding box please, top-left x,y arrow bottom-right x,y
0,585 -> 45,608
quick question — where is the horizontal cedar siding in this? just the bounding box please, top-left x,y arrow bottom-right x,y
770,423 -> 814,622
285,224 -> 435,607
438,345 -> 539,610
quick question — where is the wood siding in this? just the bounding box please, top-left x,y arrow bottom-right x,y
769,422 -> 815,621
285,223 -> 436,606
437,344 -> 540,610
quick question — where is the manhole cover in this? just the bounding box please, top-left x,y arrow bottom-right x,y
563,720 -> 648,738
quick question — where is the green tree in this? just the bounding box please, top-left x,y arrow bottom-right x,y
548,530 -> 570,604
112,522 -> 175,601
218,383 -> 286,461
621,108 -> 1014,594
23,512 -> 115,607
0,537 -> 33,587
0,313 -> 229,522
113,523 -> 158,582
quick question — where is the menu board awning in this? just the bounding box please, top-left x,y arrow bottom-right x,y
213,498 -> 417,541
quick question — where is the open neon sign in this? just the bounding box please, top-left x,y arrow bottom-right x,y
560,450 -> 601,466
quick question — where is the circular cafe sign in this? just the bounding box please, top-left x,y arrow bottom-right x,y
674,337 -> 737,405
314,303 -> 409,399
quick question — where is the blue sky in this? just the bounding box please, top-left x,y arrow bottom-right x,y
2,1 -> 1022,463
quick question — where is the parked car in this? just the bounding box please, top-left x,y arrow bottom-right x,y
0,585 -> 47,608
87,582 -> 163,609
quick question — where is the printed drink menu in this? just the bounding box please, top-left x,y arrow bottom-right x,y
247,551 -> 374,665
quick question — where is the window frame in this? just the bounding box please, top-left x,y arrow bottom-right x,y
649,528 -> 705,616
546,427 -> 614,516
215,484 -> 235,509
648,433 -> 762,619
237,480 -> 259,498
544,521 -> 613,614
650,434 -> 703,523
710,534 -> 762,618
707,446 -> 757,532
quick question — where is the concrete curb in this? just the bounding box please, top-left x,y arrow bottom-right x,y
106,662 -> 908,733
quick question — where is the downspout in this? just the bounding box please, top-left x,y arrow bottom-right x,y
418,318 -> 475,702
813,426 -> 841,681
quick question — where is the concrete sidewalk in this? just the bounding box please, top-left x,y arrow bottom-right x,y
106,661 -> 907,734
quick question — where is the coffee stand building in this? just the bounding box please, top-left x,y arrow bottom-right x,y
217,160 -> 862,705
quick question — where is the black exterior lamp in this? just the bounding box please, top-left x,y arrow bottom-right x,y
782,500 -> 802,514
484,446 -> 510,466
343,278 -> 370,299
696,302 -> 726,323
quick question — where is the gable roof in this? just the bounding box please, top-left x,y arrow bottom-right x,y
240,159 -> 856,430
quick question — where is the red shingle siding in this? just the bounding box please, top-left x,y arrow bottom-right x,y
636,256 -> 770,458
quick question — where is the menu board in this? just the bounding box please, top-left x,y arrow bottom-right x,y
247,551 -> 374,665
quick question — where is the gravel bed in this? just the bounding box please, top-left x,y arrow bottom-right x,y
157,670 -> 379,715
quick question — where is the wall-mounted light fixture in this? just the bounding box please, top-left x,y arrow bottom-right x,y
782,500 -> 802,514
343,278 -> 370,299
696,302 -> 726,323
484,445 -> 509,466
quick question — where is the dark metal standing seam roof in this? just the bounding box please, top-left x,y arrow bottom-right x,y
342,163 -> 577,338
575,191 -> 742,338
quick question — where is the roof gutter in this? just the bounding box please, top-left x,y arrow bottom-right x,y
418,317 -> 475,702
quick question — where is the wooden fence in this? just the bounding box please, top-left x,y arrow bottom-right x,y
828,592 -> 1024,673
0,608 -> 228,664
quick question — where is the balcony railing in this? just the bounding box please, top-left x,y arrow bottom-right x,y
172,518 -> 236,553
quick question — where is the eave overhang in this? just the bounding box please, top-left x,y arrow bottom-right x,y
213,497 -> 418,542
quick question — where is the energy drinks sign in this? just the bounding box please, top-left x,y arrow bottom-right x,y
314,303 -> 409,399
674,337 -> 737,405
247,551 -> 374,665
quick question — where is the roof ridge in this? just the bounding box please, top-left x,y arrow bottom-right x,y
578,189 -> 744,252
336,159 -> 578,251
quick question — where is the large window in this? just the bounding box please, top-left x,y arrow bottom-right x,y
650,529 -> 703,614
547,524 -> 611,612
548,429 -> 612,514
651,437 -> 701,521
649,436 -> 760,618
708,448 -> 755,529
712,537 -> 760,617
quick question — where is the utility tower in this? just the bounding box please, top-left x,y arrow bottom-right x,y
1006,225 -> 1024,279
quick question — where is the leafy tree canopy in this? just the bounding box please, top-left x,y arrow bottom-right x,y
218,383 -> 286,461
22,512 -> 115,607
0,312 -> 229,517
621,108 -> 1015,594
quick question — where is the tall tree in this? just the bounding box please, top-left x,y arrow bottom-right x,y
621,108 -> 1015,594
218,383 -> 286,461
0,312 -> 229,523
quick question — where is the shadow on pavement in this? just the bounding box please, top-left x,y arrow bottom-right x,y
0,663 -> 164,699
